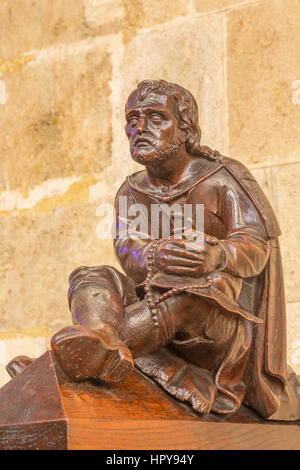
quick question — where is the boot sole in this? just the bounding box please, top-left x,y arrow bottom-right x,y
51,325 -> 133,383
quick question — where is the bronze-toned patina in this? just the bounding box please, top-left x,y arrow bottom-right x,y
10,80 -> 300,421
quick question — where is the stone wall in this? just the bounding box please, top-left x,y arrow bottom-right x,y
0,0 -> 299,386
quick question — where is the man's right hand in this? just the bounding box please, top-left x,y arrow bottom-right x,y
154,236 -> 225,277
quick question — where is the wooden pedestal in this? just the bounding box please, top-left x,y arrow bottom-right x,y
0,351 -> 299,450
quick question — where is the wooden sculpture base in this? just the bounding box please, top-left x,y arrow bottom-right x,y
0,351 -> 300,450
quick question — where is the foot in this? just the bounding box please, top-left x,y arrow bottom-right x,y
6,355 -> 35,378
51,325 -> 134,383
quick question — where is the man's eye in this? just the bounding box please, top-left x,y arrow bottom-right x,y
150,113 -> 163,123
128,117 -> 138,126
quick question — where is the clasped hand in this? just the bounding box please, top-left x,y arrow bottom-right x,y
154,231 -> 225,277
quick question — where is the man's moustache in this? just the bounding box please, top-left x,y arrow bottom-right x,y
132,136 -> 157,147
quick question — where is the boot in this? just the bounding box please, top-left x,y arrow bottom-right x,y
51,298 -> 174,384
51,324 -> 134,383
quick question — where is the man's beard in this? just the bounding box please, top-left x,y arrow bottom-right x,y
131,137 -> 185,166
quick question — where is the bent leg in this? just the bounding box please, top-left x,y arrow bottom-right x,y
122,292 -> 210,358
52,266 -> 221,387
68,265 -> 138,331
52,265 -> 138,383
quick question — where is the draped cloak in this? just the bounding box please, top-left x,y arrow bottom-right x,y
113,154 -> 300,420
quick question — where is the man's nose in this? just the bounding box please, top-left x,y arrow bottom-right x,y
136,115 -> 147,134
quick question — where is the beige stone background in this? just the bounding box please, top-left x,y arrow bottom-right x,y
0,0 -> 299,387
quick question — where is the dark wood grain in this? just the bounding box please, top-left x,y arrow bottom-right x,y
64,419 -> 300,450
0,351 -> 67,450
0,421 -> 67,450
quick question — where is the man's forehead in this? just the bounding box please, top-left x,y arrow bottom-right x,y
126,91 -> 176,113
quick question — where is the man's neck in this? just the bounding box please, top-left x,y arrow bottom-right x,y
145,149 -> 198,188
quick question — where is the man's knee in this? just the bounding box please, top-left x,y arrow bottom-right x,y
69,265 -> 121,284
68,265 -> 119,305
68,264 -> 133,308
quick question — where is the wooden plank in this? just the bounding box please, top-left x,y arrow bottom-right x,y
65,419 -> 300,450
59,364 -> 300,450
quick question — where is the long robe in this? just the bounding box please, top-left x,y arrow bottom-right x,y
113,154 -> 300,420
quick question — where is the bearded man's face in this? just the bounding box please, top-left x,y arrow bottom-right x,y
125,91 -> 186,166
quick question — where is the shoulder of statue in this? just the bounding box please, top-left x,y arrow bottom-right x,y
126,170 -> 147,188
114,171 -> 147,204
114,178 -> 132,202
219,155 -> 257,180
219,155 -> 281,238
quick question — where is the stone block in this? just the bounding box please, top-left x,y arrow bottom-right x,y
250,166 -> 276,208
226,0 -> 300,167
120,14 -> 227,155
0,0 -> 88,58
0,0 -> 192,57
140,0 -> 189,26
240,162 -> 300,304
81,0 -> 191,46
0,366 -> 9,389
0,335 -> 48,388
194,0 -> 260,13
0,43 -> 112,192
287,302 -> 300,376
273,162 -> 300,303
84,0 -> 125,29
0,200 -> 118,333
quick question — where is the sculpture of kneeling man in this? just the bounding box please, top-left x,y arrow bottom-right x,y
10,80 -> 300,421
